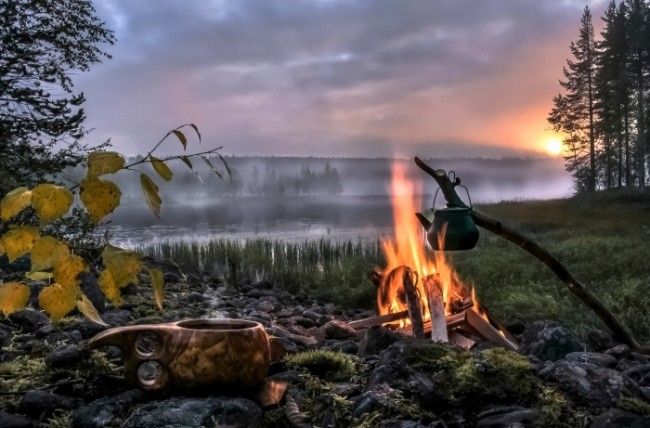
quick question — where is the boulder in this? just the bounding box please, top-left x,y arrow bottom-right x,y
45,344 -> 84,368
539,360 -> 645,407
564,351 -> 617,368
476,406 -> 538,427
519,321 -> 583,361
19,390 -> 79,419
590,408 -> 649,428
321,320 -> 358,340
122,397 -> 261,428
72,390 -> 148,428
587,329 -> 618,352
0,411 -> 32,428
8,309 -> 49,332
358,326 -> 402,356
80,271 -> 106,313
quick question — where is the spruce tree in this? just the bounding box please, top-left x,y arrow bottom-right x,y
549,6 -> 599,192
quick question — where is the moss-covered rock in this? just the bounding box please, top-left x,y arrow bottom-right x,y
287,350 -> 359,382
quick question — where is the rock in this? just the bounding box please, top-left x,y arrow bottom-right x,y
19,390 -> 79,418
519,320 -> 583,361
186,291 -> 207,303
292,316 -> 317,328
590,408 -> 649,428
605,344 -> 631,359
72,390 -> 148,428
587,329 -> 618,352
539,360 -> 645,407
8,309 -> 49,332
358,326 -> 402,356
122,397 -> 261,428
103,309 -> 134,326
476,406 -> 538,427
302,310 -> 331,325
624,364 -> 650,387
565,351 -> 617,368
45,344 -> 84,368
0,325 -> 11,347
351,391 -> 382,417
0,411 -> 32,428
80,271 -> 106,313
321,320 -> 357,340
251,279 -> 274,290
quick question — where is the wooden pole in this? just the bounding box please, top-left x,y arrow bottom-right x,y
413,156 -> 648,353
423,275 -> 448,342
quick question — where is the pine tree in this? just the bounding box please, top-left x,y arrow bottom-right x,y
549,7 -> 599,192
0,0 -> 114,193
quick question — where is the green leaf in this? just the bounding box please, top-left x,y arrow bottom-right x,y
189,123 -> 201,142
140,174 -> 161,218
172,130 -> 187,150
150,156 -> 173,181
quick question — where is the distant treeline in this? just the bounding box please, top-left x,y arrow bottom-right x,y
248,163 -> 342,196
549,1 -> 650,192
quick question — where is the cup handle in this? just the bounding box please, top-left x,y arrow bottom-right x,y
268,336 -> 286,362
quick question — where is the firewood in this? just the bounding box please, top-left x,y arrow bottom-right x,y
348,310 -> 409,330
423,275 -> 448,343
448,331 -> 476,349
403,267 -> 425,338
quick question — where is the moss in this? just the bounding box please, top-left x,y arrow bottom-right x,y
287,350 -> 359,382
43,410 -> 72,428
475,347 -> 539,400
617,396 -> 650,417
535,386 -> 577,427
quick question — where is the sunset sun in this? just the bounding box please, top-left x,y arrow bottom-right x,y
545,137 -> 563,156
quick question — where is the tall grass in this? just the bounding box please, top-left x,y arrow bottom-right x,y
139,192 -> 650,341
139,239 -> 384,308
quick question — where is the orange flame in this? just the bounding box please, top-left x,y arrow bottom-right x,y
377,162 -> 470,326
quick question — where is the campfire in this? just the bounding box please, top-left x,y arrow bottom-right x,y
350,163 -> 518,350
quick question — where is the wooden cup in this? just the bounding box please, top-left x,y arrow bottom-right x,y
88,318 -> 283,392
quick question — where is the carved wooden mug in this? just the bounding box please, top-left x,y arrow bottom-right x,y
88,318 -> 284,391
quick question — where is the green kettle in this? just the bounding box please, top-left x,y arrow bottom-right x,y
416,184 -> 479,251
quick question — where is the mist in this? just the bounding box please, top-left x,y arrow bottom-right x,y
87,156 -> 571,247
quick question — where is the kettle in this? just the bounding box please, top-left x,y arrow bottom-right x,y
416,182 -> 479,251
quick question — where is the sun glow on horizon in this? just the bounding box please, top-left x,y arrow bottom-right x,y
545,136 -> 563,157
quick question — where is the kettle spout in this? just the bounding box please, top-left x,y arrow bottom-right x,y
415,212 -> 432,230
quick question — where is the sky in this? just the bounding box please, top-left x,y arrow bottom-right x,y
76,0 -> 608,158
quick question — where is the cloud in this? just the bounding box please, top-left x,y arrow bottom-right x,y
75,0 -> 607,157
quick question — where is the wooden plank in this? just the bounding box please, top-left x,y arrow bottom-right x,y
464,309 -> 518,351
423,275 -> 448,342
348,310 -> 409,330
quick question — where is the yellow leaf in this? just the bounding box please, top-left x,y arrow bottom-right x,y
53,253 -> 86,289
87,151 -> 125,178
0,282 -> 31,316
38,283 -> 79,321
0,226 -> 39,262
150,156 -> 173,181
98,269 -> 122,306
148,267 -> 164,312
139,174 -> 161,218
25,271 -> 54,281
31,184 -> 73,224
80,177 -> 121,223
77,294 -> 108,326
102,246 -> 142,288
31,236 -> 70,272
0,187 -> 32,221
0,240 -> 5,256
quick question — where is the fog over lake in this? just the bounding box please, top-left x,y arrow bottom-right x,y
97,157 -> 572,247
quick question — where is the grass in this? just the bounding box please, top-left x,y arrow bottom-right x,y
139,191 -> 650,342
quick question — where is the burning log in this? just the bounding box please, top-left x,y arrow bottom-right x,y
423,275 -> 448,343
402,267 -> 425,339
